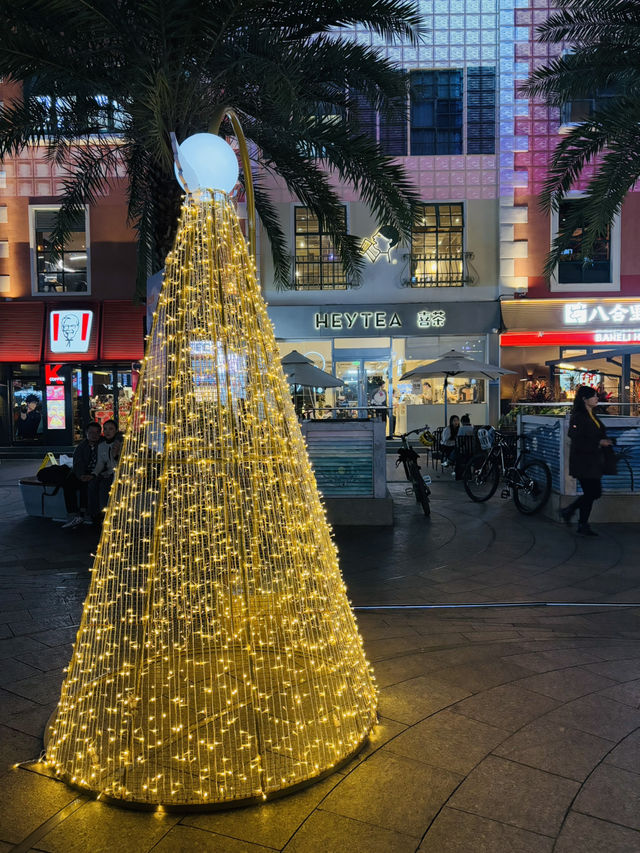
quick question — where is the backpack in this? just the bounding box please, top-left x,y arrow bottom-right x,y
477,428 -> 495,451
37,464 -> 71,486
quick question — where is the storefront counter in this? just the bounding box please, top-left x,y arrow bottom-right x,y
299,419 -> 392,524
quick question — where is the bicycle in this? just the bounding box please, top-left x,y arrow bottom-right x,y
463,430 -> 551,514
394,425 -> 432,516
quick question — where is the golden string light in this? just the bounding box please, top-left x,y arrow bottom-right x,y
44,190 -> 377,808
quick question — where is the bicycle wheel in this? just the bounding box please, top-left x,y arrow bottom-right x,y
512,459 -> 552,514
463,453 -> 500,502
408,461 -> 431,516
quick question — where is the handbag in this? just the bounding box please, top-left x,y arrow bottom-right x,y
601,445 -> 617,476
37,451 -> 57,473
37,464 -> 71,486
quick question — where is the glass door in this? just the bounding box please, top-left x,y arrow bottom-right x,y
333,355 -> 391,428
365,360 -> 390,433
116,369 -> 135,430
11,373 -> 44,443
334,361 -> 361,417
90,368 -> 116,428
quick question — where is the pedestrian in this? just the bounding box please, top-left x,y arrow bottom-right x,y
91,418 -> 123,518
560,385 -> 613,536
62,421 -> 102,528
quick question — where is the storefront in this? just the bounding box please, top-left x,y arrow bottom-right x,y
0,300 -> 145,446
268,301 -> 501,430
500,298 -> 640,413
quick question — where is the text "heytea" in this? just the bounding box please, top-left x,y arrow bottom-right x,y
314,311 -> 402,330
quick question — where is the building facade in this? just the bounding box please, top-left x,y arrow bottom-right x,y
2,0 -> 638,446
259,0 -> 523,431
258,0 -> 640,425
498,0 -> 640,412
0,82 -> 143,446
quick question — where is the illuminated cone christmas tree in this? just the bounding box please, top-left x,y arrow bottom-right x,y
45,139 -> 377,808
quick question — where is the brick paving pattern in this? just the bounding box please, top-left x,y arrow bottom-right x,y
0,460 -> 639,852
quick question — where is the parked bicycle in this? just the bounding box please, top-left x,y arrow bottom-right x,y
394,425 -> 432,516
463,429 -> 551,514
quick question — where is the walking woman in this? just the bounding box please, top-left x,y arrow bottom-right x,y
560,385 -> 612,536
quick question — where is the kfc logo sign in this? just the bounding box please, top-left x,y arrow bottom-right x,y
50,310 -> 93,353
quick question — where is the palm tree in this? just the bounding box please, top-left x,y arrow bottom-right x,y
521,0 -> 640,277
0,0 -> 421,297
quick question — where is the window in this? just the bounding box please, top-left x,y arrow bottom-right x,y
410,70 -> 463,155
348,68 -> 495,157
26,77 -> 126,135
410,203 -> 464,287
467,67 -> 496,154
557,62 -> 619,130
379,95 -> 408,157
31,207 -> 89,294
91,95 -> 127,133
557,201 -> 610,284
300,99 -> 345,159
551,198 -> 620,292
294,207 -> 348,289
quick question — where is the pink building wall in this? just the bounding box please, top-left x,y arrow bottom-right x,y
513,0 -> 640,299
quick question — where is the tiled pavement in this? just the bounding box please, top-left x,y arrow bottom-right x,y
0,459 -> 639,852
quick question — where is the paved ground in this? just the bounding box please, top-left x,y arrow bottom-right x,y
0,459 -> 639,852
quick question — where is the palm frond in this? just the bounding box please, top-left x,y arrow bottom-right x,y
0,0 -> 421,296
251,181 -> 291,289
536,0 -> 640,44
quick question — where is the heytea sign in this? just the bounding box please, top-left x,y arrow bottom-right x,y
314,310 -> 402,330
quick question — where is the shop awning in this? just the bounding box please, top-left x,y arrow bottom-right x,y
501,298 -> 640,332
0,302 -> 45,361
501,329 -> 640,347
100,301 -> 145,360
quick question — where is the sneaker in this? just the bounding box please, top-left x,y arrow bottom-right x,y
441,460 -> 450,467
62,515 -> 83,529
576,525 -> 598,537
82,517 -> 94,526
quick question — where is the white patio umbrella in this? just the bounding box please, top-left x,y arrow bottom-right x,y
400,349 -> 515,424
281,350 -> 344,388
283,362 -> 344,388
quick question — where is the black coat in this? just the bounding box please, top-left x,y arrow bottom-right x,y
568,410 -> 607,480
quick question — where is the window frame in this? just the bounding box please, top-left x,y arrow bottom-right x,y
409,69 -> 464,156
410,202 -> 465,288
292,205 -> 350,290
348,67 -> 495,157
30,87 -> 127,137
550,194 -> 620,293
29,205 -> 91,296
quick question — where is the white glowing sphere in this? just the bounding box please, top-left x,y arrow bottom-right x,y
174,133 -> 239,194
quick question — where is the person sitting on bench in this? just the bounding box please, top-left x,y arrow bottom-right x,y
62,422 -> 102,529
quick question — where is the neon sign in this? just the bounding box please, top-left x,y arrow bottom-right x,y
417,310 -> 446,329
314,311 -> 402,330
45,364 -> 64,384
564,302 -> 640,325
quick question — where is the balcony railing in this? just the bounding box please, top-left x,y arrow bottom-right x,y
409,253 -> 466,287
